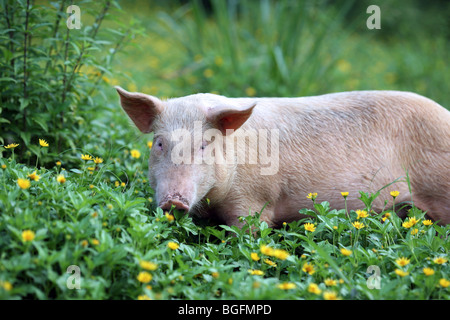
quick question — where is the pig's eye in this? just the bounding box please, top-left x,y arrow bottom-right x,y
200,141 -> 207,150
154,139 -> 163,151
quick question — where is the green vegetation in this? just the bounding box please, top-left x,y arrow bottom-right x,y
0,0 -> 448,300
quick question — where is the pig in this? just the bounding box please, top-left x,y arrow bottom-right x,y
115,86 -> 450,227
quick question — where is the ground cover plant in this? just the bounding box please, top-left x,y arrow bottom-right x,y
0,146 -> 449,299
0,0 -> 449,300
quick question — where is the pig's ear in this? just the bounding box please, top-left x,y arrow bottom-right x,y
206,102 -> 256,135
115,86 -> 163,133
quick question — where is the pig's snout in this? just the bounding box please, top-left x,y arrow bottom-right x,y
159,193 -> 190,213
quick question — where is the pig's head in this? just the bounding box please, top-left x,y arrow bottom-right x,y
115,86 -> 255,215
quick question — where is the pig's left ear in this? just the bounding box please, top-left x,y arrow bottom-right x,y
115,86 -> 163,133
205,102 -> 256,135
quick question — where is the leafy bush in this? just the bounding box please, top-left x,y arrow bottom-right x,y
0,150 -> 449,299
0,0 -> 142,166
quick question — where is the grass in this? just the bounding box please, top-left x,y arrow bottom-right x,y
0,0 -> 449,300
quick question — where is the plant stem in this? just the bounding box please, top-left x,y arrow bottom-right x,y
44,0 -> 67,75
64,0 -> 111,97
23,0 -> 31,133
3,1 -> 15,74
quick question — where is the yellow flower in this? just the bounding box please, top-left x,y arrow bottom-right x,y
0,281 -> 13,291
1,164 -> 6,169
355,210 -> 369,219
39,139 -> 49,147
264,259 -> 277,267
203,68 -> 214,78
395,269 -> 409,277
336,59 -> 351,73
56,174 -> 66,184
439,278 -> 450,288
341,192 -> 349,198
211,272 -> 220,279
278,282 -> 296,290
17,178 -> 31,189
402,220 -> 413,228
250,252 -> 260,261
352,221 -> 365,229
422,219 -> 433,226
245,87 -> 256,97
306,192 -> 318,200
308,283 -> 322,295
56,161 -> 62,166
382,212 -> 391,222
91,239 -> 100,246
323,291 -> 340,300
411,228 -> 419,235
390,190 -> 400,198
81,154 -> 93,161
93,157 -> 103,164
260,245 -> 275,256
324,279 -> 337,287
81,240 -> 89,247
167,242 -> 179,250
22,230 -> 35,242
147,141 -> 153,149
304,223 -> 316,232
423,268 -> 435,276
128,83 -> 138,92
165,212 -> 175,222
214,56 -> 224,66
433,257 -> 448,265
27,171 -> 40,181
140,261 -> 158,271
403,217 -> 419,228
273,249 -> 289,260
137,271 -> 152,283
130,149 -> 141,159
340,248 -> 352,256
302,262 -> 315,275
395,257 -> 410,267
137,295 -> 151,300
4,143 -> 19,149
248,269 -> 264,276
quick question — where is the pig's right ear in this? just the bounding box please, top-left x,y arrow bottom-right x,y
205,102 -> 256,135
115,86 -> 163,133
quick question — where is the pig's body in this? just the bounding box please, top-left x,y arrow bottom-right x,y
116,88 -> 450,226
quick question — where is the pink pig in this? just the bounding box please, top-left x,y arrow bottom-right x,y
116,86 -> 450,226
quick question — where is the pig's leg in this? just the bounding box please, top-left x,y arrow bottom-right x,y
408,152 -> 450,225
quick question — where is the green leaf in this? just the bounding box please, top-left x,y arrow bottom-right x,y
19,98 -> 30,111
32,116 -> 49,132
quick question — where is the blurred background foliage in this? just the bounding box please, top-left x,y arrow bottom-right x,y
1,0 -> 449,166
